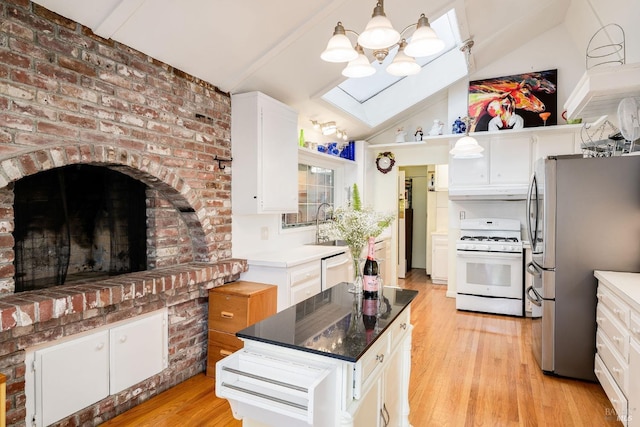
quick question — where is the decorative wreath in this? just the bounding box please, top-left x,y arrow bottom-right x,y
376,151 -> 396,174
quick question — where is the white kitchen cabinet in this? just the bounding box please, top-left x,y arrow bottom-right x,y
531,130 -> 578,164
350,308 -> 411,427
231,91 -> 298,214
218,292 -> 414,427
34,331 -> 110,427
431,232 -> 448,284
629,310 -> 640,427
434,164 -> 449,191
241,259 -> 322,312
489,136 -> 531,185
448,135 -> 531,198
448,139 -> 490,188
110,310 -> 168,393
594,271 -> 640,426
289,260 -> 322,306
26,309 -> 168,426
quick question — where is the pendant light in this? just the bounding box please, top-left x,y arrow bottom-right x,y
320,1 -> 444,78
450,39 -> 483,159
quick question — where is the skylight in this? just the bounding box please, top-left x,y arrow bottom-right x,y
322,9 -> 467,128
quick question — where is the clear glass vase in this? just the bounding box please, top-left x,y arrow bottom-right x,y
348,247 -> 364,294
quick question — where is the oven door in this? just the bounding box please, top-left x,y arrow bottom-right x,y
456,251 -> 523,299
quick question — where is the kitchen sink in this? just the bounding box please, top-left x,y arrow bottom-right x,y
308,240 -> 347,247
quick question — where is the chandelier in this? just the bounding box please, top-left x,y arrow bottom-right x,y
320,0 -> 444,78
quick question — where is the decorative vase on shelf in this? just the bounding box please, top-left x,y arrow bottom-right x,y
452,117 -> 466,134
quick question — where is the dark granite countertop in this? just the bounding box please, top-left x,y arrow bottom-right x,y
236,283 -> 418,362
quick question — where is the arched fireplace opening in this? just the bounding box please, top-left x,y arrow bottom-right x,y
13,165 -> 147,292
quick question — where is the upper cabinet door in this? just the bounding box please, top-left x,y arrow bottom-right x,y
232,92 -> 298,214
448,139 -> 490,187
490,136 -> 531,185
259,99 -> 298,213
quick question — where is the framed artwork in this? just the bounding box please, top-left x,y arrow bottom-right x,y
468,69 -> 558,132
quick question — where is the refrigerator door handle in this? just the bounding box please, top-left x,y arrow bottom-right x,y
526,285 -> 542,306
526,261 -> 541,277
526,173 -> 537,250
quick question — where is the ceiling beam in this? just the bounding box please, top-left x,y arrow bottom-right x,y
94,0 -> 147,39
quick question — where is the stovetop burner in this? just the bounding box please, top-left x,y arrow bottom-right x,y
460,236 -> 520,243
457,218 -> 523,253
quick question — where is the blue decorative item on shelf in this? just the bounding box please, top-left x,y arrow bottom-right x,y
327,142 -> 340,156
452,117 -> 466,134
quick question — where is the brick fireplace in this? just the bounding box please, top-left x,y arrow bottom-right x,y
0,1 -> 248,425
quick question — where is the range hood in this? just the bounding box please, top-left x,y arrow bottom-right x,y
448,184 -> 529,200
564,62 -> 640,120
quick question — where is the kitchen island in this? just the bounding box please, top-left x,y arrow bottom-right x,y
215,282 -> 418,427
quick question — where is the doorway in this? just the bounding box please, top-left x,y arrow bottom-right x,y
398,165 -> 449,279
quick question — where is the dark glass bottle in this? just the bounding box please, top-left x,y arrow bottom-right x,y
362,296 -> 378,344
362,236 -> 378,298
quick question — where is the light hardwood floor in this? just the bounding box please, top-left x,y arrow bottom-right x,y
102,269 -> 621,426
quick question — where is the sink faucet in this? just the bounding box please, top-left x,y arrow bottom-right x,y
315,203 -> 331,244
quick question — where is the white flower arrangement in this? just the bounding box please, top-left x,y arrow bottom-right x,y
322,184 -> 395,260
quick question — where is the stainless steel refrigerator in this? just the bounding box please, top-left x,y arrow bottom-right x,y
525,154 -> 640,381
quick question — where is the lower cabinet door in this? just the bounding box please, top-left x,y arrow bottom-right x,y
383,345 -> 403,426
35,331 -> 110,426
110,310 -> 168,393
353,376 -> 383,427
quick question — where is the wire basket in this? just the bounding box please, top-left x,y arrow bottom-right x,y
580,119 -> 624,157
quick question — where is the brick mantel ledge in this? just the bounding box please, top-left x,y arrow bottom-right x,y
0,259 -> 248,333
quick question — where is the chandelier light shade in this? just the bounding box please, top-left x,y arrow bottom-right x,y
357,2 -> 400,50
342,45 -> 376,78
386,39 -> 420,76
321,0 -> 444,78
404,14 -> 445,57
320,22 -> 359,63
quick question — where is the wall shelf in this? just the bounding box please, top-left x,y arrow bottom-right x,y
367,124 -> 584,150
298,146 -> 355,165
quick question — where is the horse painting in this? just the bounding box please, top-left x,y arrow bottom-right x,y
468,69 -> 558,132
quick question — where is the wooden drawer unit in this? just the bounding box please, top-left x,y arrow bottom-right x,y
207,281 -> 277,377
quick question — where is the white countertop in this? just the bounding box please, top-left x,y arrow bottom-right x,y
243,245 -> 349,268
594,270 -> 640,313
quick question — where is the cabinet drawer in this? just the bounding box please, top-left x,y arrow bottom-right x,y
209,293 -> 250,333
597,303 -> 630,360
598,285 -> 631,327
389,308 -> 411,350
631,311 -> 640,342
216,348 -> 337,426
290,263 -> 321,288
353,334 -> 389,399
595,353 -> 628,423
597,330 -> 629,394
207,331 -> 243,377
291,280 -> 321,306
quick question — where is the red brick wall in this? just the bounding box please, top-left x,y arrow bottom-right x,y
0,0 -> 243,425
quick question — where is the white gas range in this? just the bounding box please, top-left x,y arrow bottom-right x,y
456,218 -> 524,316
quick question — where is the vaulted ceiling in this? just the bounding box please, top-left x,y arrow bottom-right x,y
32,0 -> 572,139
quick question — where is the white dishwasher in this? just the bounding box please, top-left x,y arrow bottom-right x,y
321,251 -> 352,290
